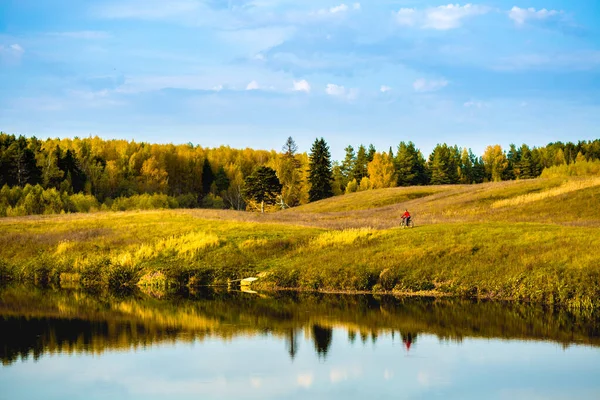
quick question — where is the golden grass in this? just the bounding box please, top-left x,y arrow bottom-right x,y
309,228 -> 381,248
1,175 -> 600,308
492,177 -> 600,208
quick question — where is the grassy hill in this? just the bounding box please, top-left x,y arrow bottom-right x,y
1,175 -> 600,309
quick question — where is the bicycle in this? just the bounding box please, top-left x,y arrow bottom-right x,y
400,217 -> 414,229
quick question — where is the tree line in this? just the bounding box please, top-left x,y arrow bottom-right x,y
1,132 -> 599,216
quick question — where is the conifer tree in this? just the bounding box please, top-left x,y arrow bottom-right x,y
340,145 -> 356,190
395,141 -> 426,186
308,138 -> 334,202
243,166 -> 282,213
366,144 -> 376,163
353,145 -> 368,181
279,137 -> 302,207
201,158 -> 215,196
428,144 -> 458,185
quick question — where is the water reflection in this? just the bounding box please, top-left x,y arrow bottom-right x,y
1,285 -> 599,366
2,286 -> 600,400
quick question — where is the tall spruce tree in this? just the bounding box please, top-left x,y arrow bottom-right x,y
366,144 -> 376,163
340,145 -> 356,190
308,138 -> 334,202
279,137 -> 302,207
353,145 -> 368,181
428,144 -> 459,185
201,158 -> 215,196
395,141 -> 426,186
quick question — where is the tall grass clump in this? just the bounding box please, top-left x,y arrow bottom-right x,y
309,228 -> 382,248
492,177 -> 600,208
541,160 -> 600,178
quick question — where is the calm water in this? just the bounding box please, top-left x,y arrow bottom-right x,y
1,286 -> 600,400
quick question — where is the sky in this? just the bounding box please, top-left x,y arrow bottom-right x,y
1,1 -> 600,160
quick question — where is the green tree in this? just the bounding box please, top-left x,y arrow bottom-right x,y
428,144 -> 459,185
459,148 -> 473,184
353,145 -> 368,181
340,145 -> 356,190
214,166 -> 230,193
243,166 -> 282,213
308,138 -> 334,202
366,144 -> 376,163
395,141 -> 426,186
278,137 -> 303,207
201,158 -> 215,196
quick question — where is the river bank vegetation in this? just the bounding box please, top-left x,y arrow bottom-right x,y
1,166 -> 599,309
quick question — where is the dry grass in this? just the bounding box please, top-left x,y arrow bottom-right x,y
1,175 -> 600,308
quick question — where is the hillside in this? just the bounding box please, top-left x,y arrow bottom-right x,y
1,175 -> 599,309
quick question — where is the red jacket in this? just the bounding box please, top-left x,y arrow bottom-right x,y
402,211 -> 410,218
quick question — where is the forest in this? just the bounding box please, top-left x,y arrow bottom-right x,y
1,132 -> 599,217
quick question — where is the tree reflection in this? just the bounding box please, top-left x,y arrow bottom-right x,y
1,285 -> 599,366
312,324 -> 333,359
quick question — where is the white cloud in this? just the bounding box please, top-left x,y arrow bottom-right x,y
413,78 -> 448,92
508,6 -> 561,25
424,4 -> 488,30
395,4 -> 488,30
380,85 -> 392,93
312,3 -> 361,16
325,83 -> 358,99
246,80 -> 260,90
293,79 -> 311,93
326,83 -> 346,96
395,8 -> 416,26
212,84 -> 223,91
330,4 -> 348,13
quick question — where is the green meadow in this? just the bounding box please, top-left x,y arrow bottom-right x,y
1,174 -> 599,309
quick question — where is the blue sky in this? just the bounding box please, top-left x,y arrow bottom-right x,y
1,1 -> 599,160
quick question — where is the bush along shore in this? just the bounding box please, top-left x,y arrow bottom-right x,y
1,207 -> 599,310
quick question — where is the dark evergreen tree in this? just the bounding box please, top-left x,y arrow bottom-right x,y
201,158 -> 215,196
242,166 -> 282,213
353,145 -> 368,181
428,144 -> 459,185
472,155 -> 486,183
214,166 -> 230,193
395,141 -> 427,186
308,138 -> 334,202
60,149 -> 86,193
340,145 -> 356,188
366,144 -> 376,163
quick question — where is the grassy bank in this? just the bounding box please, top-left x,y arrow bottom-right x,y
1,176 -> 599,309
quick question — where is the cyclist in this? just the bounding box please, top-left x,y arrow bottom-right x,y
401,209 -> 411,227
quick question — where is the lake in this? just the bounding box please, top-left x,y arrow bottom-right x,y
1,286 -> 600,399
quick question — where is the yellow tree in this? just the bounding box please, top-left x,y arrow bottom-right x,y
367,152 -> 397,189
140,157 -> 168,193
482,145 -> 508,182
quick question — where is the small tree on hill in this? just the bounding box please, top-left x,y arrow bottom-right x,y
243,166 -> 282,213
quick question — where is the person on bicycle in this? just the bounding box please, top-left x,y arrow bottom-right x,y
402,209 -> 411,226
